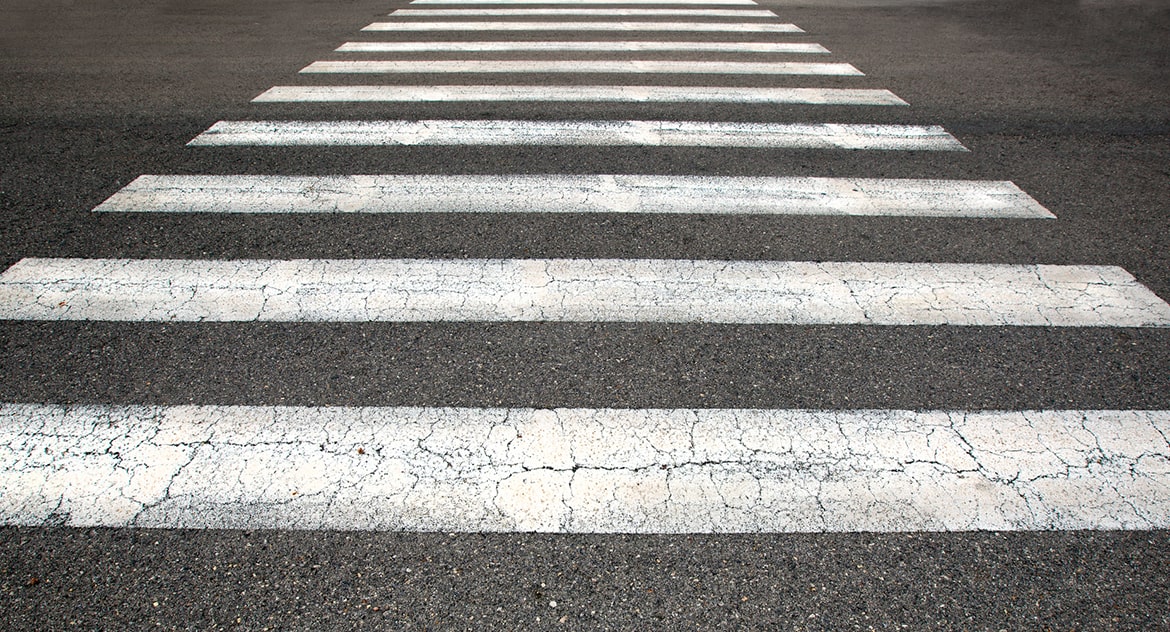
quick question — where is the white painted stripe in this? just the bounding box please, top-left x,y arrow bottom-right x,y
300,60 -> 861,75
393,8 -> 777,16
411,0 -> 760,4
362,21 -> 803,32
3,404 -> 1167,531
336,41 -> 829,53
188,120 -> 965,151
94,175 -> 1053,219
2,258 -> 1167,326
254,86 -> 902,105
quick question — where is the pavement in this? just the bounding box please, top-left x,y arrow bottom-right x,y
1,0 -> 1168,628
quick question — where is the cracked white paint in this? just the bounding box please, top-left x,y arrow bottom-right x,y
390,9 -> 779,16
298,60 -> 861,75
1,258 -> 1167,326
409,0 -> 760,4
411,0 -> 758,4
253,86 -> 902,105
1,404 -> 1166,532
94,175 -> 1050,218
188,120 -> 966,150
334,41 -> 829,53
361,22 -> 798,32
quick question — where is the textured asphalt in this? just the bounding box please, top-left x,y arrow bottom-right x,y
2,0 -> 1169,628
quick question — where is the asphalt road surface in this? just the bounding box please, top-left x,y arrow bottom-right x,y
1,0 -> 1169,628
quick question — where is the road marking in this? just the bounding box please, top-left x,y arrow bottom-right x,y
410,0 -> 762,4
336,41 -> 830,53
188,120 -> 966,150
254,86 -> 902,105
362,21 -> 803,32
299,60 -> 862,75
94,175 -> 1053,219
3,404 -> 1167,531
391,8 -> 778,16
2,258 -> 1167,326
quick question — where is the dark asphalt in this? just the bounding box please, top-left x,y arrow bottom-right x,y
3,528 -> 1168,630
2,0 -> 1169,628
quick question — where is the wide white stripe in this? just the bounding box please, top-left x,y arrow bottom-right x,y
336,41 -> 830,53
94,175 -> 1053,219
411,0 -> 760,4
3,404 -> 1167,531
362,21 -> 803,32
254,86 -> 902,105
392,8 -> 777,16
300,60 -> 861,75
2,258 -> 1167,326
188,120 -> 966,151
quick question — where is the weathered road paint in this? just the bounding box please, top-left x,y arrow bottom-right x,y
409,0 -> 761,5
361,21 -> 803,32
299,60 -> 861,75
335,41 -> 829,53
94,175 -> 1052,218
2,258 -> 1167,326
2,404 -> 1167,532
253,86 -> 902,105
188,120 -> 966,150
391,8 -> 778,16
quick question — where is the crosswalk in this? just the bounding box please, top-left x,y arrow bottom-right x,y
188,119 -> 965,149
297,60 -> 862,74
4,258 -> 1169,326
1,0 -> 1168,533
5,404 -> 1167,531
389,7 -> 780,15
334,40 -> 830,52
92,175 -> 1052,217
252,85 -> 907,104
360,20 -> 803,31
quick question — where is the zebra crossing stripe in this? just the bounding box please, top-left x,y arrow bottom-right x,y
253,86 -> 902,105
3,404 -> 1167,531
391,8 -> 779,16
409,0 -> 762,4
335,41 -> 830,53
299,60 -> 862,75
361,21 -> 803,32
188,120 -> 965,150
93,175 -> 1053,219
2,258 -> 1167,326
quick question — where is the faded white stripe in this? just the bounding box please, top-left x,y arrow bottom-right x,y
411,0 -> 761,4
94,175 -> 1053,219
1,258 -> 1167,326
253,86 -> 902,105
299,60 -> 861,75
188,120 -> 966,151
362,21 -> 803,32
392,8 -> 777,16
3,404 -> 1167,531
335,41 -> 829,53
